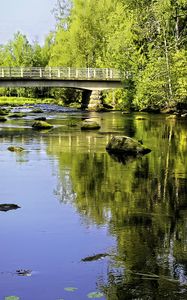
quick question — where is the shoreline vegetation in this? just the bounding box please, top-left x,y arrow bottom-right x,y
0,96 -> 81,109
0,0 -> 187,112
0,96 -> 187,116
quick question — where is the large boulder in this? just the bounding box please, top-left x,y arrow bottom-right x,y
106,136 -> 151,155
32,121 -> 53,130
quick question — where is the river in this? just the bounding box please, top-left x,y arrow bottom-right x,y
0,105 -> 187,300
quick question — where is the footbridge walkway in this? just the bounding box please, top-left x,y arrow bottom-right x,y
0,67 -> 130,109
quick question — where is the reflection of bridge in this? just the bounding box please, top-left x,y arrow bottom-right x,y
0,67 -> 130,110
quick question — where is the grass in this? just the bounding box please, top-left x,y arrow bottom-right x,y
0,97 -> 62,106
0,97 -> 81,108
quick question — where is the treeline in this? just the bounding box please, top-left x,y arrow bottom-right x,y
0,0 -> 187,110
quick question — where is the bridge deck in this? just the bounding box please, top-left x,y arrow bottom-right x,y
0,67 -> 128,81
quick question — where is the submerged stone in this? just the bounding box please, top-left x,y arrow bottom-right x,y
106,136 -> 151,155
81,253 -> 108,262
32,121 -> 53,130
0,204 -> 20,212
81,120 -> 101,130
8,146 -> 25,152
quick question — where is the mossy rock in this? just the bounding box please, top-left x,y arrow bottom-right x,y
0,109 -> 9,115
32,121 -> 53,130
9,113 -> 26,118
0,116 -> 7,122
106,136 -> 151,155
81,121 -> 101,130
31,108 -> 44,113
8,146 -> 25,152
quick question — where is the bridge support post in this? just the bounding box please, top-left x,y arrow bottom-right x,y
81,90 -> 103,111
87,90 -> 103,111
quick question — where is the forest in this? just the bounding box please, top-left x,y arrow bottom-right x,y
0,0 -> 187,111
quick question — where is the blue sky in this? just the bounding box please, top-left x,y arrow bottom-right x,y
0,0 -> 56,44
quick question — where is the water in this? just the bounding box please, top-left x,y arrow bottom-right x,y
0,106 -> 187,299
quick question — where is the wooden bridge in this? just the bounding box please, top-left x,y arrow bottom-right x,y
0,67 -> 130,109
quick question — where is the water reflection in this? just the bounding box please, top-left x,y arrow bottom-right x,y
1,111 -> 187,299
46,113 -> 187,298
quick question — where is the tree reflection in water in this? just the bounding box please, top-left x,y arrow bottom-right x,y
48,113 -> 187,299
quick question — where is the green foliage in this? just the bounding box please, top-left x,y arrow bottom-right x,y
0,0 -> 187,109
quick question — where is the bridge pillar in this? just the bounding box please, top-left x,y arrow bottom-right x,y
81,90 -> 103,111
88,90 -> 103,111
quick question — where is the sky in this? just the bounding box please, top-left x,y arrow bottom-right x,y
0,0 -> 56,45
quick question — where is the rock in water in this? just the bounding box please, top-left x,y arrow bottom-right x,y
8,146 -> 24,152
0,204 -> 20,212
0,116 -> 7,122
106,136 -> 151,155
34,117 -> 47,121
31,108 -> 44,113
8,113 -> 26,118
81,120 -> 101,130
16,269 -> 32,276
0,109 -> 9,115
81,253 -> 108,262
32,121 -> 53,130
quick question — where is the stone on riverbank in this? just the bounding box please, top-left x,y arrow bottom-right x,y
106,136 -> 151,155
32,121 -> 53,130
8,146 -> 25,152
81,120 -> 101,130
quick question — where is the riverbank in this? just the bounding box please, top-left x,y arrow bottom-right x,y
1,96 -> 187,116
0,96 -> 81,109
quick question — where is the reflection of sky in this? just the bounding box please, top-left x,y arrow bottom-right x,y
0,0 -> 56,45
0,141 -> 115,300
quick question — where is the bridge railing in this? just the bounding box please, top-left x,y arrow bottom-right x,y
0,67 -> 130,81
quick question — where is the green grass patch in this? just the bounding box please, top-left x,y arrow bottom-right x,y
0,97 -> 62,106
